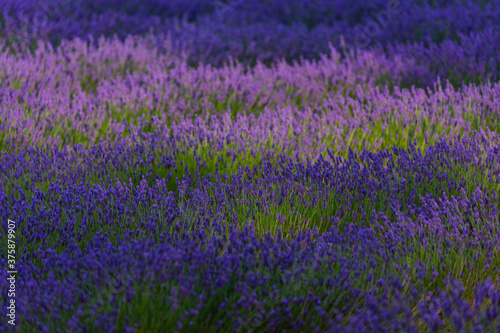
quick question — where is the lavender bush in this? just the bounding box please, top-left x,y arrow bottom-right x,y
1,1 -> 500,332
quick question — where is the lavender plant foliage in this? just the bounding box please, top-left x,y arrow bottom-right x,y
1,1 -> 500,333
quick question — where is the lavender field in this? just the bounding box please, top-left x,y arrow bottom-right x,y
1,1 -> 500,332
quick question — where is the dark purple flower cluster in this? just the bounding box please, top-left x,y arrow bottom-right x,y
1,218 -> 500,332
1,127 -> 500,331
2,0 -> 500,67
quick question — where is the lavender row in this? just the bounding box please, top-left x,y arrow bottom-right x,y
2,36 -> 500,153
1,229 -> 499,332
3,27 -> 500,88
3,0 -> 500,68
2,129 -> 500,242
1,132 -> 500,331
